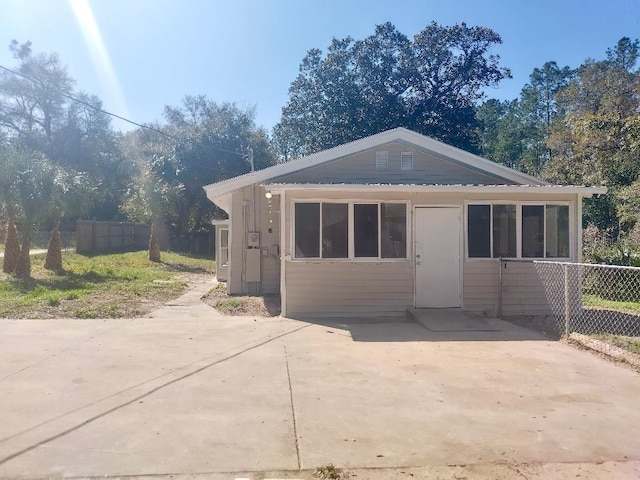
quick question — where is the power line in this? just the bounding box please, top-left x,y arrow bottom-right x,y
0,63 -> 175,140
0,63 -> 247,158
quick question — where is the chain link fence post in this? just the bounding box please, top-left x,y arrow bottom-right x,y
564,263 -> 571,336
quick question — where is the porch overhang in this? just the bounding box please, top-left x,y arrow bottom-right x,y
266,183 -> 607,198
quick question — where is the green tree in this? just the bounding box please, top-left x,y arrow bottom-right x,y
275,21 -> 510,157
545,37 -> 640,233
123,96 -> 275,236
10,148 -> 57,278
0,145 -> 24,273
43,170 -> 97,270
477,62 -> 573,175
0,41 -> 128,221
120,162 -> 179,262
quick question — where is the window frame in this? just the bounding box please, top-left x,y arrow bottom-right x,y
291,199 -> 410,262
465,201 -> 573,261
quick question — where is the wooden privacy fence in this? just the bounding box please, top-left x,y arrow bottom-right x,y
76,220 -> 168,254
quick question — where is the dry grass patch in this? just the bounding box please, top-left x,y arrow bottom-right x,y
203,282 -> 281,316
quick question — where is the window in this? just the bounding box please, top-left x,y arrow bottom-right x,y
493,204 -> 516,258
295,203 -> 320,258
401,152 -> 413,170
294,202 -> 407,260
467,203 -> 570,259
546,205 -> 569,257
468,205 -> 491,257
381,203 -> 407,258
322,203 -> 348,258
354,204 -> 379,257
376,151 -> 389,170
219,228 -> 229,266
522,205 -> 544,258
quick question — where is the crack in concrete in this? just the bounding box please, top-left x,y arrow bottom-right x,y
0,324 -> 310,467
283,344 -> 302,470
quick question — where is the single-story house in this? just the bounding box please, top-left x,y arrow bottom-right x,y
205,127 -> 606,318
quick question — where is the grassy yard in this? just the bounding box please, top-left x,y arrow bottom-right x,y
0,251 -> 214,319
583,293 -> 640,316
591,333 -> 640,355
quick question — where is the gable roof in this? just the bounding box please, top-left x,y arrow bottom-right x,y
204,128 -> 604,210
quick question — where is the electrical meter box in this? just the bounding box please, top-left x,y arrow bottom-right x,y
247,232 -> 260,248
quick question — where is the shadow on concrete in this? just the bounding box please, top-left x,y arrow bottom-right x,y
290,315 -> 551,342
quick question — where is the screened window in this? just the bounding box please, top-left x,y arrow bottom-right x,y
468,203 -> 571,259
381,203 -> 407,258
546,205 -> 569,257
322,203 -> 348,258
354,204 -> 379,257
468,205 -> 491,257
493,204 -> 516,258
522,205 -> 544,258
295,203 -> 320,258
294,202 -> 407,260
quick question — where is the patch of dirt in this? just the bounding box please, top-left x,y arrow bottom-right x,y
202,283 -> 281,316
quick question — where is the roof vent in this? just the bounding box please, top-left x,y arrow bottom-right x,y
401,152 -> 413,171
376,151 -> 389,170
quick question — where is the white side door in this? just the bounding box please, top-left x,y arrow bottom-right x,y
414,207 -> 462,308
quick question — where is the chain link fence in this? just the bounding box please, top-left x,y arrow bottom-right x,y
501,260 -> 640,337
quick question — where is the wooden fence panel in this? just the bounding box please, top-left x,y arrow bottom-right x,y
76,220 -> 167,254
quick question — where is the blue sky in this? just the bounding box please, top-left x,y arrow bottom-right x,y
0,0 -> 638,133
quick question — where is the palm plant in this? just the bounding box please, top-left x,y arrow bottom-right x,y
44,170 -> 97,270
12,149 -> 57,278
0,146 -> 22,273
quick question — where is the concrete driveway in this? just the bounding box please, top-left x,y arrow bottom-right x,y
1,285 -> 639,479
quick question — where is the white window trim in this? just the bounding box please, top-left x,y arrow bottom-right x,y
465,200 -> 574,261
290,199 -> 411,262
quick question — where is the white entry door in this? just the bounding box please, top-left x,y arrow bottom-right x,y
414,207 -> 461,308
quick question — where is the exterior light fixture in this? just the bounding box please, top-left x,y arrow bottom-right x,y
265,191 -> 272,199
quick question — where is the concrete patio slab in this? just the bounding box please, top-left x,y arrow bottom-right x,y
0,288 -> 639,479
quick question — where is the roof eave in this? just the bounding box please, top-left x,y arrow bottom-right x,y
203,128 -> 552,199
266,183 -> 608,197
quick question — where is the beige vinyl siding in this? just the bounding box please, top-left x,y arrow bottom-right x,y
285,261 -> 413,317
229,190 -> 244,294
228,186 -> 281,294
463,260 -> 500,315
275,142 -> 514,185
500,261 -> 554,316
260,189 -> 280,293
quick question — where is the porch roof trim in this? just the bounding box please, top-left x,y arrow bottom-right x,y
266,183 -> 607,197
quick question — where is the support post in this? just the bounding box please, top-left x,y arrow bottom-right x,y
498,260 -> 503,317
564,263 -> 571,337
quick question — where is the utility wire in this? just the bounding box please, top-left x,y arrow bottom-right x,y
0,63 -> 175,140
0,63 -> 246,158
